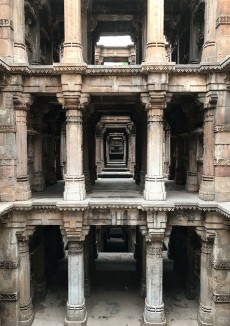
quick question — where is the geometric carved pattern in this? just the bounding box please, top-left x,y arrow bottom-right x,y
0,291 -> 19,301
0,258 -> 20,269
214,159 -> 230,166
0,125 -> 16,133
214,124 -> 230,133
216,16 -> 230,28
0,19 -> 13,28
212,293 -> 230,303
0,159 -> 17,166
212,259 -> 230,270
68,242 -> 83,255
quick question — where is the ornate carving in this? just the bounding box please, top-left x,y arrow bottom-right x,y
68,242 -> 83,255
0,292 -> 19,301
211,259 -> 230,270
0,159 -> 17,166
212,293 -> 230,303
146,241 -> 163,257
214,159 -> 230,166
0,258 -> 20,269
216,16 -> 230,27
0,19 -> 13,28
0,125 -> 16,133
214,124 -> 230,133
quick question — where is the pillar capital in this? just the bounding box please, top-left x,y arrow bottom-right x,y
13,93 -> 34,111
68,241 -> 84,255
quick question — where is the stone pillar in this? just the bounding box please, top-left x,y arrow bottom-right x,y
100,133 -> 105,170
46,134 -> 57,185
186,133 -> 198,192
216,0 -> 230,61
145,0 -> 165,63
83,112 -> 91,191
143,238 -> 166,326
65,241 -> 87,326
164,127 -> 170,178
175,135 -> 186,185
140,235 -> 146,298
144,95 -> 166,200
140,112 -> 147,191
199,93 -> 217,201
33,113 -> 45,191
0,228 -> 20,326
211,229 -> 230,326
84,235 -> 91,298
201,0 -> 217,62
18,237 -> 34,325
198,236 -> 214,326
61,124 -> 67,178
95,127 -> 102,175
13,0 -> 28,63
0,0 -> 14,62
14,94 -> 32,201
63,0 -> 83,63
64,99 -> 86,201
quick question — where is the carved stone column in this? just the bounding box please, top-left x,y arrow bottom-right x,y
64,98 -> 86,201
140,235 -> 146,298
201,0 -> 217,62
33,113 -> 45,191
143,238 -> 166,326
60,124 -> 67,178
65,241 -> 87,326
186,133 -> 198,191
14,94 -> 32,201
197,235 -> 214,326
144,95 -> 166,200
140,112 -> 147,191
164,127 -> 170,178
95,126 -> 102,175
199,93 -> 217,201
63,0 -> 83,63
83,112 -> 91,192
18,237 -> 34,325
84,235 -> 91,298
100,133 -> 105,170
13,0 -> 28,63
145,0 -> 166,62
0,0 -> 14,62
216,0 -> 230,61
175,135 -> 186,185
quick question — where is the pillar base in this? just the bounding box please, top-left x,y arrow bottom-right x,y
16,177 -> 32,201
64,176 -> 86,201
199,175 -> 215,201
19,301 -> 34,326
65,302 -> 87,326
143,302 -> 166,326
144,176 -> 166,201
197,305 -> 213,326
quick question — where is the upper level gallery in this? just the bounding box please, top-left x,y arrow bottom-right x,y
0,0 -> 230,67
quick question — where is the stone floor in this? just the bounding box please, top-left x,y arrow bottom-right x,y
33,252 -> 199,326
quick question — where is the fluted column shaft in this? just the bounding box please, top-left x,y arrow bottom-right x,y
64,103 -> 85,201
63,0 -> 83,63
13,0 -> 27,63
15,101 -> 32,200
143,239 -> 166,326
216,0 -> 230,61
33,114 -> 45,191
144,99 -> 166,200
18,238 -> 34,325
186,133 -> 198,192
65,241 -> 87,326
198,238 -> 214,326
146,0 -> 165,62
199,95 -> 216,201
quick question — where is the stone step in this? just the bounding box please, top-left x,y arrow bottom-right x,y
98,171 -> 133,178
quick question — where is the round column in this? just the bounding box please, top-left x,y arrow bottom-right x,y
63,0 -> 83,63
18,238 -> 34,325
64,100 -> 86,201
144,97 -> 166,200
143,239 -> 166,326
65,241 -> 87,325
13,0 -> 27,63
